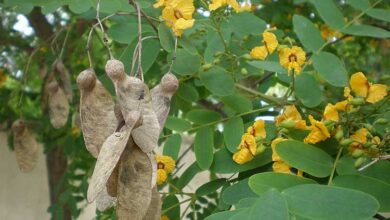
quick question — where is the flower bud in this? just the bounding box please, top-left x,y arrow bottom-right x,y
202,63 -> 213,71
354,157 -> 367,168
334,129 -> 344,141
352,149 -> 364,158
340,138 -> 353,146
363,142 -> 372,148
362,124 -> 374,133
213,58 -> 221,65
279,119 -> 296,129
255,144 -> 266,155
242,54 -> 253,60
374,118 -> 388,124
241,68 -> 248,75
214,52 -> 223,57
349,97 -> 365,106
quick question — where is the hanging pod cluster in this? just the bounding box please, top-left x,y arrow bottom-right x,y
77,59 -> 178,219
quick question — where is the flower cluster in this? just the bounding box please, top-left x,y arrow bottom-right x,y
249,30 -> 306,75
154,0 -> 195,37
156,154 -> 176,185
209,0 -> 254,13
232,120 -> 266,164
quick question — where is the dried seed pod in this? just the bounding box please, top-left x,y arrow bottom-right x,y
147,152 -> 157,188
48,80 -> 69,129
55,60 -> 73,102
142,186 -> 161,220
151,72 -> 179,130
106,165 -> 118,197
116,141 -> 153,220
95,187 -> 117,212
87,111 -> 141,203
77,68 -> 117,158
105,59 -> 160,153
11,119 -> 39,172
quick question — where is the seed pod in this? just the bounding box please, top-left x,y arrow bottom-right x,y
54,60 -> 73,102
48,80 -> 69,129
11,119 -> 39,172
105,59 -> 160,153
77,68 -> 117,158
116,142 -> 153,220
150,72 -> 179,131
147,152 -> 157,188
106,165 -> 118,197
95,187 -> 117,212
142,186 -> 161,220
87,111 -> 141,203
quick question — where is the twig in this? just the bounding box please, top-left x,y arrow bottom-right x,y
168,37 -> 178,72
328,146 -> 343,185
96,0 -> 113,59
358,155 -> 390,171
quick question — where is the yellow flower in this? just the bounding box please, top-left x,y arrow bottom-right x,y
250,31 -> 278,60
372,136 -> 381,145
304,115 -> 330,144
238,133 -> 257,155
272,161 -> 291,174
335,100 -> 349,111
250,46 -> 268,60
156,154 -> 176,173
209,0 -> 240,12
247,120 -> 266,139
233,148 -> 254,164
279,46 -> 306,75
351,128 -> 369,144
263,31 -> 278,54
271,137 -> 286,162
157,169 -> 168,185
161,215 -> 170,220
236,3 -> 253,12
276,105 -> 307,129
162,0 -> 195,36
320,25 -> 342,40
323,103 -> 339,122
349,72 -> 388,103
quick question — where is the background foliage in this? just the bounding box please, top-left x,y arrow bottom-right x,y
0,0 -> 389,219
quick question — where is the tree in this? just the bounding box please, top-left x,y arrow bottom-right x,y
0,0 -> 389,219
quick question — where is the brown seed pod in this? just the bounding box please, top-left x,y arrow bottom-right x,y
87,111 -> 141,203
147,152 -> 157,188
142,186 -> 161,220
116,141 -> 153,220
11,119 -> 39,173
106,165 -> 118,197
48,80 -> 69,129
54,60 -> 73,102
95,187 -> 117,212
151,72 -> 179,131
105,59 -> 160,153
77,68 -> 117,158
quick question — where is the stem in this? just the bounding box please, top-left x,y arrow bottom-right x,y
235,83 -> 284,105
96,0 -> 113,59
328,146 -> 343,185
161,198 -> 192,215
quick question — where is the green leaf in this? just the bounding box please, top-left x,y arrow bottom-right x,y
92,0 -> 122,14
163,134 -> 181,160
366,8 -> 390,23
336,155 -> 390,184
68,0 -> 93,14
199,66 -> 235,96
247,61 -> 287,74
333,175 -> 390,212
293,15 -> 325,52
186,109 -> 221,124
343,24 -> 390,38
196,178 -> 227,197
282,184 -> 379,220
309,0 -> 346,29
165,116 -> 192,132
179,35 -> 198,55
211,148 -> 272,174
205,210 -> 242,220
223,117 -> 244,153
295,73 -> 322,107
162,195 -> 180,220
221,94 -> 253,113
249,172 -> 316,195
347,0 -> 370,10
108,23 -> 153,44
312,51 -> 348,87
247,189 -> 289,220
158,23 -> 175,52
172,49 -> 201,75
175,162 -> 201,189
228,12 -> 267,38
222,178 -> 257,205
177,83 -> 199,103
275,140 -> 333,177
194,127 -> 214,170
